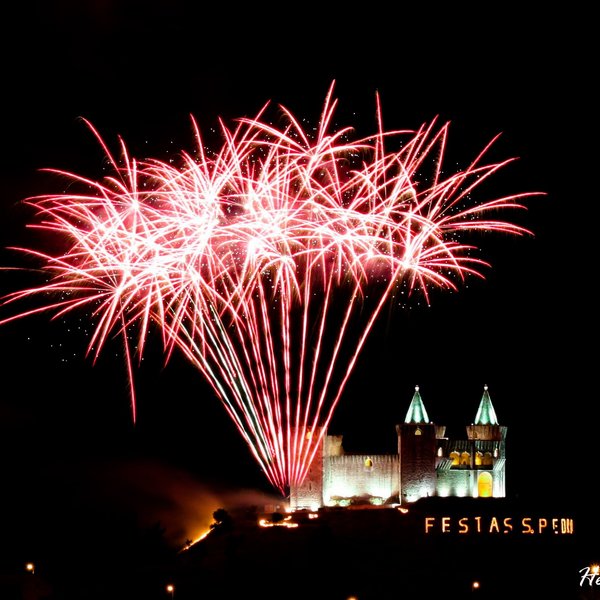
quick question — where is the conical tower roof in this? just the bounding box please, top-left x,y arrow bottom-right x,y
404,385 -> 430,424
474,384 -> 499,425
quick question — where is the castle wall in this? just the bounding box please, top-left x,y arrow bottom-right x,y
323,454 -> 399,505
436,470 -> 474,497
436,466 -> 507,499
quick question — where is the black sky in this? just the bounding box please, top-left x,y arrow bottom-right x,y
0,2 -> 597,558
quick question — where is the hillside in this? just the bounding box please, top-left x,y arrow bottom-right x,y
174,497 -> 591,599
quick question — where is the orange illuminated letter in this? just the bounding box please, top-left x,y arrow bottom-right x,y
425,517 -> 436,533
489,517 -> 500,533
522,518 -> 534,534
442,517 -> 451,533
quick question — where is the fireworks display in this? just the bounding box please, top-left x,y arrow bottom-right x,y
0,85 -> 539,495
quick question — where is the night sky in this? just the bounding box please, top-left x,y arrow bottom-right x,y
0,2 -> 596,567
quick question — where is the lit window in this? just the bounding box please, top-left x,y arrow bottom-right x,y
460,451 -> 470,466
364,457 -> 373,469
450,451 -> 460,466
493,447 -> 499,458
478,472 -> 493,497
415,428 -> 422,436
437,447 -> 443,457
475,452 -> 483,466
483,452 -> 493,466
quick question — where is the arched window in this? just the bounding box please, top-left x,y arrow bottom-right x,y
460,451 -> 470,466
415,427 -> 422,436
478,472 -> 493,497
437,447 -> 443,457
475,451 -> 483,466
364,457 -> 373,469
483,452 -> 493,466
493,447 -> 499,458
450,451 -> 460,466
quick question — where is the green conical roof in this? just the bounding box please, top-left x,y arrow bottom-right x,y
474,385 -> 499,425
404,385 -> 430,424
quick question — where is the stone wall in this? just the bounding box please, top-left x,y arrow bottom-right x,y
323,454 -> 399,505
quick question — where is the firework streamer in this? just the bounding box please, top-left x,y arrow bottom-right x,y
0,83 -> 541,495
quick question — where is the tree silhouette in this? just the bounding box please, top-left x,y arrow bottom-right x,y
271,512 -> 284,524
210,508 -> 232,532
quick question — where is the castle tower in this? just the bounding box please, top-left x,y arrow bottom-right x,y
466,385 -> 507,497
289,427 -> 325,511
396,386 -> 438,503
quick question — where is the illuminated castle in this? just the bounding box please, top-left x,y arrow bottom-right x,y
290,385 -> 506,510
